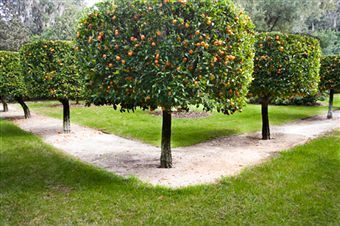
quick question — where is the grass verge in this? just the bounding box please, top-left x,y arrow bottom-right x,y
1,120 -> 339,225
26,94 -> 340,147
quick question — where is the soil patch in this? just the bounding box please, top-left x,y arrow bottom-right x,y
150,110 -> 211,119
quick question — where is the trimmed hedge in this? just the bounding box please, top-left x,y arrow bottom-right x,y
250,33 -> 321,139
319,55 -> 340,91
0,51 -> 28,100
251,33 -> 321,99
76,0 -> 255,168
76,0 -> 255,114
0,51 -> 31,117
20,40 -> 82,101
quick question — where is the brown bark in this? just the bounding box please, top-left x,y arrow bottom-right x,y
160,109 -> 172,168
1,96 -> 8,112
60,99 -> 71,133
327,89 -> 334,119
261,97 -> 270,140
17,97 -> 31,119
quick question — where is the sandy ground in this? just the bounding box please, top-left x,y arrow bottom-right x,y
1,104 -> 339,188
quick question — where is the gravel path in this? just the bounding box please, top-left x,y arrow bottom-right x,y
1,104 -> 339,188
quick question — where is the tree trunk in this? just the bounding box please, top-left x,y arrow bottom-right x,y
60,99 -> 71,133
327,89 -> 334,119
261,97 -> 270,140
17,97 -> 31,119
160,109 -> 172,168
1,96 -> 8,112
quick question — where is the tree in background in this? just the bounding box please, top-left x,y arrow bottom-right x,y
20,40 -> 83,132
76,0 -> 255,168
0,0 -> 85,51
236,0 -> 339,55
0,51 -> 30,118
250,33 -> 321,140
319,55 -> 340,119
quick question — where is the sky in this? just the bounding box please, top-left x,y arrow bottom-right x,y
85,0 -> 102,6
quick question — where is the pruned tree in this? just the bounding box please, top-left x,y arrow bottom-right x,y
250,33 -> 321,140
20,40 -> 83,132
76,0 -> 255,168
0,51 -> 30,117
319,55 -> 340,119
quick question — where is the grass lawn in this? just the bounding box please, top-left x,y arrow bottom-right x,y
0,120 -> 339,225
26,94 -> 340,147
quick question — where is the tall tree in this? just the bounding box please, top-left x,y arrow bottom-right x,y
0,0 -> 85,50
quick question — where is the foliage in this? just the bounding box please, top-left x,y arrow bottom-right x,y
313,30 -> 340,55
0,0 -> 85,51
1,119 -> 339,225
319,55 -> 340,91
0,51 -> 28,100
20,40 -> 83,101
0,18 -> 30,51
250,33 -> 321,100
235,0 -> 339,33
76,0 -> 255,114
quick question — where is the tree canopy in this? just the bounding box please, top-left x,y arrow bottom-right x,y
0,51 -> 31,118
76,0 -> 255,167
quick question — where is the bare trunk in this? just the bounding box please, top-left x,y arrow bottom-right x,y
160,109 -> 172,168
1,96 -> 8,112
17,97 -> 31,119
261,97 -> 270,140
327,89 -> 334,119
60,99 -> 71,133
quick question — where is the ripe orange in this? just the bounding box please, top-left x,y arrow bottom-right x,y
116,55 -> 121,61
128,50 -> 133,56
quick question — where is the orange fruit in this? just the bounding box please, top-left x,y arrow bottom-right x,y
116,55 -> 121,61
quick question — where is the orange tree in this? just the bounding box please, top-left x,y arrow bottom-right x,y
20,40 -> 83,133
319,55 -> 340,119
76,0 -> 255,168
0,51 -> 30,118
250,33 -> 321,140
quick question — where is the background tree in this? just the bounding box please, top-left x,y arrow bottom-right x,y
0,51 -> 30,117
319,55 -> 340,119
20,40 -> 83,132
76,0 -> 255,168
236,0 -> 339,55
250,33 -> 321,140
0,0 -> 86,51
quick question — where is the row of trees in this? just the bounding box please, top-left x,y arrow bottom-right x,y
1,0 -> 339,168
0,41 -> 83,133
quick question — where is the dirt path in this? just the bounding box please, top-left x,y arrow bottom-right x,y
1,104 -> 339,188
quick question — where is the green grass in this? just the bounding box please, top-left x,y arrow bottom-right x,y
26,94 -> 340,147
1,120 -> 339,225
